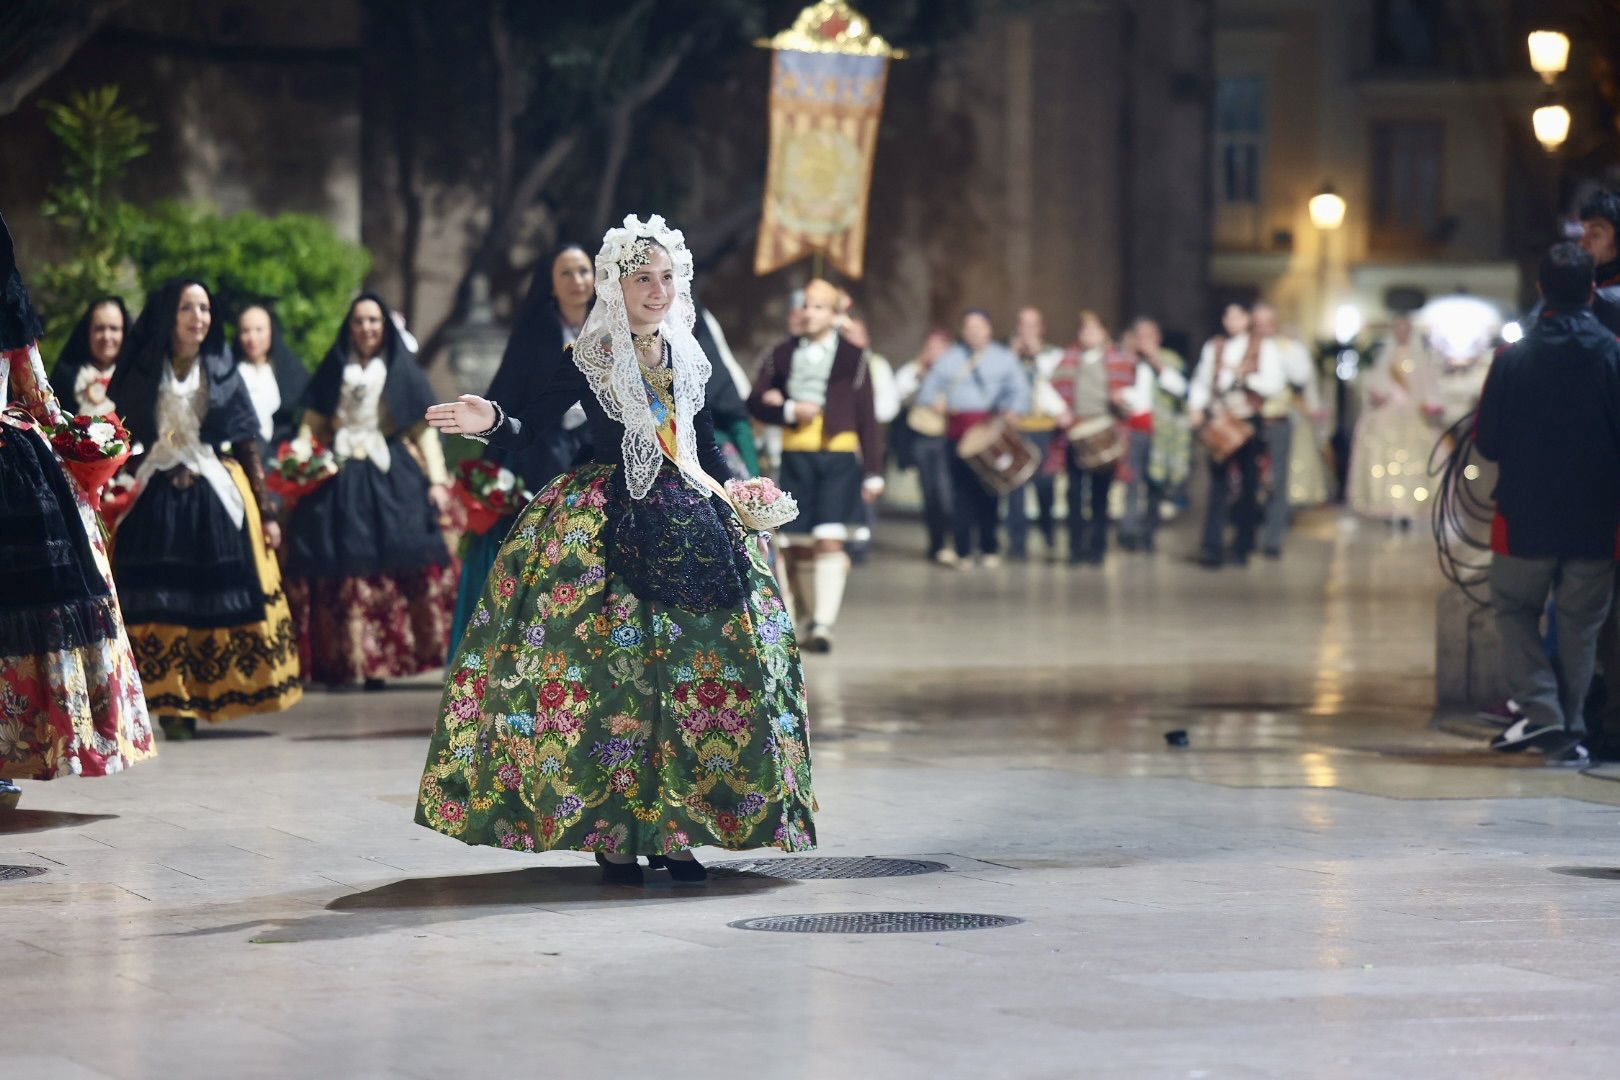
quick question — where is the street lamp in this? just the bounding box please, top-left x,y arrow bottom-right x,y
1533,101 -> 1571,152
1309,186 -> 1347,231
1527,30 -> 1570,84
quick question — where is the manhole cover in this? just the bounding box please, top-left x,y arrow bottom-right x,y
713,857 -> 947,880
0,865 -> 46,881
729,911 -> 1022,934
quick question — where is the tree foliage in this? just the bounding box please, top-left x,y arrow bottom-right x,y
126,205 -> 371,367
31,84 -> 150,357
30,84 -> 370,367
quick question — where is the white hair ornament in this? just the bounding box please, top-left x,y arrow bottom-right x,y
573,214 -> 712,500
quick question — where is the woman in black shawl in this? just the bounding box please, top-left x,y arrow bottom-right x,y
234,302 -> 310,455
49,296 -> 129,418
107,278 -> 303,738
284,292 -> 454,688
445,243 -> 592,657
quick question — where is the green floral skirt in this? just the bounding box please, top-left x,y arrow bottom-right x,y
415,464 -> 817,856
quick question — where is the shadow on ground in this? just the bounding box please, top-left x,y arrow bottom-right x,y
0,810 -> 118,834
171,865 -> 796,943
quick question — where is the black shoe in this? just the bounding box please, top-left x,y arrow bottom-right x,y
1544,737 -> 1591,768
160,716 -> 197,741
1195,553 -> 1223,570
595,853 -> 644,885
1262,547 -> 1282,560
363,677 -> 387,692
1229,551 -> 1250,567
660,854 -> 709,884
1490,717 -> 1563,753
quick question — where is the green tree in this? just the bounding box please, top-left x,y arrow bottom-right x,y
32,84 -> 151,357
127,204 -> 372,368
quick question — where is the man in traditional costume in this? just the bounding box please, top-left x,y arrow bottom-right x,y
746,279 -> 884,652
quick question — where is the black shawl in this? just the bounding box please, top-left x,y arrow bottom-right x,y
236,304 -> 311,447
0,210 -> 43,352
482,267 -> 592,488
109,279 -> 260,451
49,297 -> 130,410
693,301 -> 748,430
301,291 -> 434,437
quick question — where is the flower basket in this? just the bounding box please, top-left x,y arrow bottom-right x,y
725,476 -> 800,532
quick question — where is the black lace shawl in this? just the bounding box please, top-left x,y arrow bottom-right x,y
236,304 -> 311,446
301,292 -> 434,436
0,210 -> 43,352
49,297 -> 130,409
108,279 -> 260,451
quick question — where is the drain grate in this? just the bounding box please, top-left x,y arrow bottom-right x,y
713,856 -> 947,880
0,865 -> 46,882
729,911 -> 1022,934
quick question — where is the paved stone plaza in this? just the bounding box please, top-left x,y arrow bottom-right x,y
8,513 -> 1620,1079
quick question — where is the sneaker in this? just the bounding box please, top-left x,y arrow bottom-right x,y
1490,716 -> 1563,753
932,549 -> 960,567
979,554 -> 1002,569
1544,738 -> 1591,768
1476,699 -> 1525,729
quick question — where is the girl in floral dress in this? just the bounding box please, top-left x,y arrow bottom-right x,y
416,216 -> 816,884
1,211 -> 154,807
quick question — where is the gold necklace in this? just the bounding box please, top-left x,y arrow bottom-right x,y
641,363 -> 674,392
631,329 -> 662,353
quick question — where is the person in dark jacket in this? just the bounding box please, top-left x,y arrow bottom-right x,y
1476,242 -> 1620,764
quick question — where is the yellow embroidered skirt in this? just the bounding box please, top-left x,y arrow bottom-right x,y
114,459 -> 302,722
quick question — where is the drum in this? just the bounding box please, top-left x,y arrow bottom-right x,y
1066,415 -> 1126,471
957,417 -> 1039,496
1198,412 -> 1254,465
906,403 -> 947,438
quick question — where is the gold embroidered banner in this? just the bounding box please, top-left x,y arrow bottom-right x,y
754,16 -> 894,280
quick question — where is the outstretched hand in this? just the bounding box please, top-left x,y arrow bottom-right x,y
425,395 -> 497,437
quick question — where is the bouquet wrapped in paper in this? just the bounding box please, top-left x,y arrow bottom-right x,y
268,439 -> 340,505
49,412 -> 132,503
725,475 -> 799,532
452,458 -> 532,536
100,472 -> 140,526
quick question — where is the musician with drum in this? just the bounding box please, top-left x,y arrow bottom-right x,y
1187,303 -> 1289,569
1045,312 -> 1144,565
912,310 -> 1031,568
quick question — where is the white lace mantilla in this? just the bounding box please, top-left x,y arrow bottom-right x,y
135,358 -> 245,528
574,214 -> 711,500
334,355 -> 392,471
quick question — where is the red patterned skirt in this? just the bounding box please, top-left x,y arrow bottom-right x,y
286,563 -> 456,685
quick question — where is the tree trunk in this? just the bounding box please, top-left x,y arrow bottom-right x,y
0,0 -> 129,117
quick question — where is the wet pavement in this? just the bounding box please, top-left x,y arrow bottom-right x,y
7,510 -> 1620,1079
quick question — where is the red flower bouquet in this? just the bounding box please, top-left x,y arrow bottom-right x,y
49,413 -> 132,504
100,473 -> 140,526
452,459 -> 531,535
267,440 -> 340,506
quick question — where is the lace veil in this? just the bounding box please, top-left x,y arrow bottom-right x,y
573,214 -> 712,500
